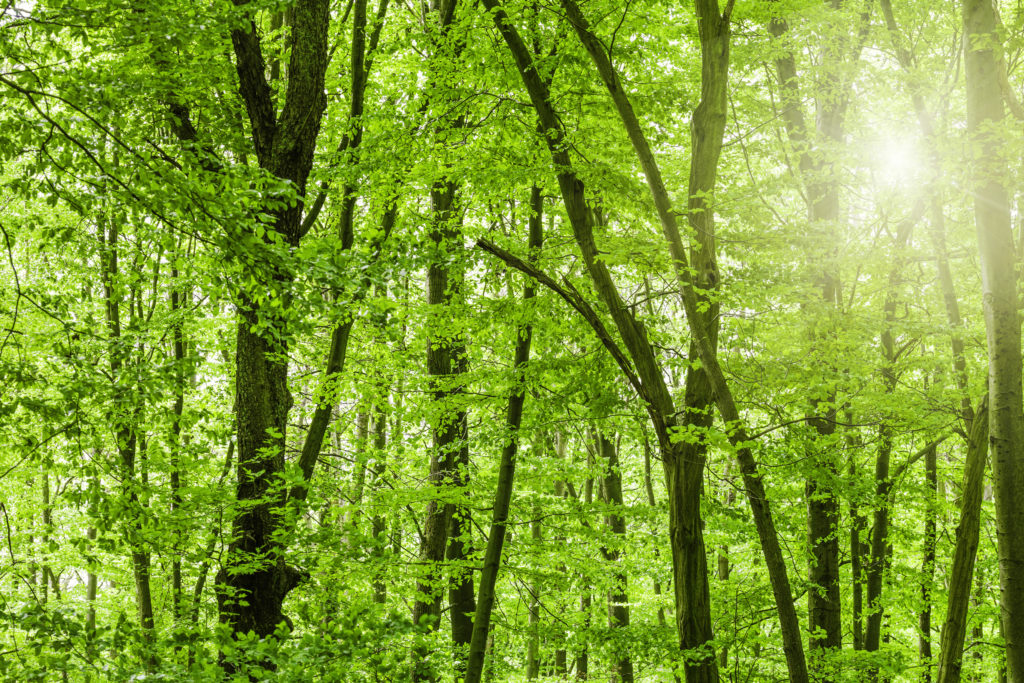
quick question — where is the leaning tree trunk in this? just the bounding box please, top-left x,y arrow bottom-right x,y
481,3 -> 809,681
937,396 -> 990,683
464,185 -> 543,683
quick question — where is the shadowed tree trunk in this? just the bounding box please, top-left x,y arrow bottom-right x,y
527,506 -> 542,680
769,6 -> 871,671
480,3 -> 809,681
411,4 -> 472,679
99,208 -> 155,670
464,185 -> 543,683
598,431 -> 633,683
920,440 -> 938,681
937,396 -> 989,683
210,0 -> 334,671
864,208 -> 920,668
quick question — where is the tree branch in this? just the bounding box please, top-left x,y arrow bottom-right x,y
475,238 -> 645,402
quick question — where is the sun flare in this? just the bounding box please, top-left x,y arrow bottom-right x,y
872,135 -> 922,186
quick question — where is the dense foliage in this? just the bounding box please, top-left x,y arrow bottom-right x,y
1,0 -> 1023,681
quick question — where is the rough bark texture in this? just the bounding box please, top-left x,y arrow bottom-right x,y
962,1 -> 1024,680
216,0 -> 331,656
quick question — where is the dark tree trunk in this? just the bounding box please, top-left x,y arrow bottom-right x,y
865,211 -> 917,666
482,3 -> 808,681
370,401 -> 388,605
937,397 -> 990,683
170,257 -> 188,641
920,442 -> 938,682
642,434 -> 668,629
216,0 -> 331,661
527,509 -> 542,680
769,5 -> 871,669
598,432 -> 633,683
447,343 -> 475,652
412,177 -> 467,680
464,185 -> 543,683
412,5 -> 471,674
99,210 -> 156,670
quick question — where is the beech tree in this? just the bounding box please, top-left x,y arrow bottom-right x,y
2,0 -> 1024,681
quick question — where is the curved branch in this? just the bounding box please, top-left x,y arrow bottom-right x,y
475,238 -> 645,402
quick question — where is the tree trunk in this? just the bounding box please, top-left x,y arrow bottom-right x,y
865,211 -> 917,664
412,4 -> 471,665
527,509 -> 542,680
769,6 -> 869,668
448,340 -> 475,654
169,253 -> 189,638
578,462 -> 595,681
937,395 -> 990,683
370,401 -> 388,605
99,209 -> 156,670
920,441 -> 938,682
962,1 -> 1024,679
598,432 -> 633,683
464,185 -> 543,683
412,177 -> 467,680
642,434 -> 667,629
553,431 -> 569,676
849,429 -> 868,652
482,4 -> 808,681
215,0 -> 330,660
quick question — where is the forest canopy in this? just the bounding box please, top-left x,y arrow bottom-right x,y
1,0 -> 1023,681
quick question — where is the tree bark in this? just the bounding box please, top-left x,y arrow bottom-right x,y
769,6 -> 869,668
920,441 -> 938,682
527,509 -> 542,680
482,3 -> 807,681
464,185 -> 543,683
642,433 -> 667,629
598,431 -> 633,683
99,208 -> 155,670
411,5 -> 470,677
412,179 -> 466,680
962,1 -> 1024,679
865,209 -> 918,663
937,396 -> 990,683
216,0 -> 331,658
370,400 -> 389,605
169,256 -> 188,640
